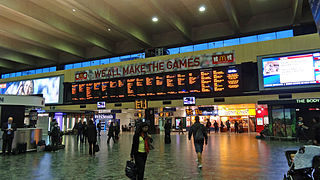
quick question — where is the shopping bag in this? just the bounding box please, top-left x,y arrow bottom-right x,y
94,144 -> 100,152
125,160 -> 137,179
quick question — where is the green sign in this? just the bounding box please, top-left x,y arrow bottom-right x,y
296,98 -> 320,104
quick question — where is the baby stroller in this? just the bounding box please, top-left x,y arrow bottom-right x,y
283,145 -> 320,180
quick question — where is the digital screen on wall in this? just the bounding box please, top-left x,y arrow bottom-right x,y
70,65 -> 241,103
0,76 -> 62,104
259,51 -> 320,90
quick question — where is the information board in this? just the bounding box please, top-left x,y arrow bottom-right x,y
71,65 -> 242,102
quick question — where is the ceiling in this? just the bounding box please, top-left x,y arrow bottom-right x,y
0,0 -> 314,74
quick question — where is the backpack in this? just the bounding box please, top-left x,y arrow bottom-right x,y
194,125 -> 204,142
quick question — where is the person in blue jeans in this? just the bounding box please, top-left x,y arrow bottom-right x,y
189,116 -> 208,168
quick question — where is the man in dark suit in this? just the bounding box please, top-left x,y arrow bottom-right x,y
2,117 -> 17,155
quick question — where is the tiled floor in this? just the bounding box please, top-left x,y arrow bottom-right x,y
0,132 -> 302,180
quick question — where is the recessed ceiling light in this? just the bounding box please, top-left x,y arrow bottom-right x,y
72,9 -> 76,12
152,16 -> 158,22
199,5 -> 206,12
107,28 -> 111,31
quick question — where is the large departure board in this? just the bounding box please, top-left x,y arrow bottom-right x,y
71,84 -> 78,101
71,65 -> 242,102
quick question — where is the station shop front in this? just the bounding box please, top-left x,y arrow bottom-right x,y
153,104 -> 268,133
259,98 -> 320,138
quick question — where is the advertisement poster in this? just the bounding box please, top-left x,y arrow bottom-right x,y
75,51 -> 235,82
309,0 -> 320,33
0,76 -> 61,104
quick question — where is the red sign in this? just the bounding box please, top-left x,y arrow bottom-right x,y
212,53 -> 234,64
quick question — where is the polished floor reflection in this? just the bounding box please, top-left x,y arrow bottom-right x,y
0,132 -> 302,180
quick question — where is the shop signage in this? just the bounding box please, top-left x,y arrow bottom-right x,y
163,107 -> 176,112
218,109 -> 256,116
135,99 -> 147,109
185,109 -> 218,116
94,114 -> 114,119
74,51 -> 235,82
296,98 -> 320,104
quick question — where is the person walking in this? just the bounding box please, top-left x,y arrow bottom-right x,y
206,119 -> 212,134
226,120 -> 231,132
220,121 -> 225,132
82,121 -> 88,143
77,120 -> 83,143
179,121 -> 184,135
234,121 -> 239,133
115,122 -> 120,141
164,119 -> 171,144
51,122 -> 61,150
188,116 -> 208,168
2,117 -> 17,155
87,120 -> 97,156
107,122 -> 116,144
214,120 -> 219,133
97,121 -> 101,136
130,122 -> 153,180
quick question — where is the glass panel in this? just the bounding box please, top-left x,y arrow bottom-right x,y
89,60 -> 99,66
36,69 -> 43,74
258,32 -> 276,42
131,53 -> 142,59
208,42 -> 215,49
168,48 -> 180,55
194,43 -> 208,51
64,64 -> 73,70
276,30 -> 294,39
100,58 -> 109,65
9,73 -> 15,78
15,72 -> 22,77
29,70 -> 36,75
240,35 -> 257,44
22,71 -> 28,76
223,38 -> 239,47
82,61 -> 90,67
180,45 -> 194,53
49,66 -> 56,72
141,53 -> 145,58
110,57 -> 120,63
214,41 -> 224,48
73,63 -> 82,69
42,68 -> 50,73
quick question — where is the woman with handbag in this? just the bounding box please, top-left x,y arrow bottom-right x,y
87,120 -> 97,156
130,122 -> 153,180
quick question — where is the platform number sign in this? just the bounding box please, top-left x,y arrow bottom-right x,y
135,99 -> 147,109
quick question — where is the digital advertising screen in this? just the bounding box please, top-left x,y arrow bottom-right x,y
259,51 -> 320,90
0,76 -> 62,104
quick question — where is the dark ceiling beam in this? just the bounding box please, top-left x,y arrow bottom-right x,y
0,16 -> 86,58
0,1 -> 114,54
65,0 -> 153,48
149,0 -> 192,42
0,31 -> 59,61
292,0 -> 304,24
219,0 -> 240,33
0,58 -> 30,70
0,48 -> 38,66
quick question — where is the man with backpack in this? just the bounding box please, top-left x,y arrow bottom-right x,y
188,116 -> 208,169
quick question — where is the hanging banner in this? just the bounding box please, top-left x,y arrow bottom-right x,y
75,51 -> 235,82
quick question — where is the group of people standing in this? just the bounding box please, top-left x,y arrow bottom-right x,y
206,119 -> 244,133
